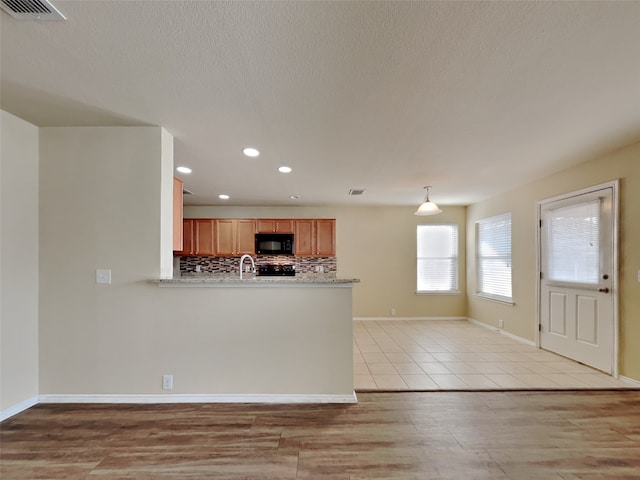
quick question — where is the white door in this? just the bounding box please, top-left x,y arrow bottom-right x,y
539,185 -> 616,374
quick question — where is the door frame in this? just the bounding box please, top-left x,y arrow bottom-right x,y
535,180 -> 620,377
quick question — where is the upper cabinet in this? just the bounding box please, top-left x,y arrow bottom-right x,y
176,219 -> 195,256
175,218 -> 335,257
172,177 -> 184,251
315,219 -> 336,256
195,219 -> 216,256
256,219 -> 294,234
175,219 -> 215,256
294,219 -> 336,257
215,219 -> 256,256
294,219 -> 314,256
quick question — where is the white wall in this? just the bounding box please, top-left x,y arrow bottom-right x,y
159,129 -> 174,279
0,111 -> 40,418
39,127 -> 165,394
37,127 -> 353,397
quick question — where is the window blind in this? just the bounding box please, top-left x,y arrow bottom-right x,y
545,199 -> 600,284
417,224 -> 458,292
476,213 -> 512,301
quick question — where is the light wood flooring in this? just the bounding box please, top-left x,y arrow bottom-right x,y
2,391 -> 640,479
354,320 -> 635,391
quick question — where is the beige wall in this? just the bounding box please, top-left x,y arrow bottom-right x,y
185,205 -> 467,318
467,140 -> 640,380
1,111 -> 40,416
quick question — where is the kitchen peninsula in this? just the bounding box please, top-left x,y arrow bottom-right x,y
149,274 -> 359,403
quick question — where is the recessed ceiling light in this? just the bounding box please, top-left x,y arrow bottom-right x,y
289,195 -> 300,200
176,166 -> 192,174
278,166 -> 292,173
218,194 -> 230,200
243,147 -> 260,157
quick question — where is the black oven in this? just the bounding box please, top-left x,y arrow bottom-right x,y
255,233 -> 294,255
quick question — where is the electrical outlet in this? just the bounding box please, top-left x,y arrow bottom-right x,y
162,374 -> 173,390
96,269 -> 111,284
498,319 -> 504,329
391,308 -> 396,317
637,269 -> 640,283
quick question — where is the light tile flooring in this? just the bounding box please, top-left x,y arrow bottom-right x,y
354,320 -> 635,391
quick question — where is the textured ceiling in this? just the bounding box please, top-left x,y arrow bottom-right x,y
2,1 -> 640,207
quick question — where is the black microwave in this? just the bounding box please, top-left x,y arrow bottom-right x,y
255,233 -> 294,255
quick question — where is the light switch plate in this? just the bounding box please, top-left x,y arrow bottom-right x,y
96,269 -> 112,284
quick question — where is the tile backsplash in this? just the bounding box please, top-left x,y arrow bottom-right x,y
179,255 -> 337,275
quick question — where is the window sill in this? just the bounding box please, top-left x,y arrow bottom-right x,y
416,290 -> 461,296
474,293 -> 515,306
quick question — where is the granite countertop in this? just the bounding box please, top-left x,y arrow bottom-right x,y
150,273 -> 360,287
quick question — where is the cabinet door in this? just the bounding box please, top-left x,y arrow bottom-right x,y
236,220 -> 256,255
195,219 -> 215,256
294,220 -> 314,256
275,219 -> 294,233
173,177 -> 183,251
256,219 -> 295,233
315,219 -> 336,256
256,219 -> 276,233
214,219 -> 235,256
176,219 -> 195,256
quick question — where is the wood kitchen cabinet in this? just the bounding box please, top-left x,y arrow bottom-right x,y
175,219 -> 215,256
256,219 -> 294,233
215,219 -> 256,256
294,219 -> 336,257
176,219 -> 195,256
176,217 -> 335,257
172,177 -> 184,251
315,219 -> 336,256
195,219 -> 216,256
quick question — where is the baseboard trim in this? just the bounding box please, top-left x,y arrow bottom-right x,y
1,396 -> 39,422
38,392 -> 358,404
620,376 -> 640,387
353,316 -> 467,322
467,317 -> 536,347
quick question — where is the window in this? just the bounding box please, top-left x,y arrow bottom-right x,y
417,224 -> 458,293
476,213 -> 512,302
545,200 -> 600,284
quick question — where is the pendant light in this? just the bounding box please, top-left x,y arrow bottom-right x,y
414,186 -> 442,216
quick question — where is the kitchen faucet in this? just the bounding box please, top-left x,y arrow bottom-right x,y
239,254 -> 256,280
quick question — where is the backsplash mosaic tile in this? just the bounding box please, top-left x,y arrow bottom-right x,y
179,255 -> 336,275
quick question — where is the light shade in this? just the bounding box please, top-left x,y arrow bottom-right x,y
414,186 -> 442,216
415,201 -> 442,215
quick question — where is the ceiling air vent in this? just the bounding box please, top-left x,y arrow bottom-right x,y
348,188 -> 366,196
1,0 -> 66,20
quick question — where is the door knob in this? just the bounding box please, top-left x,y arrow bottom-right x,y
598,287 -> 610,293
